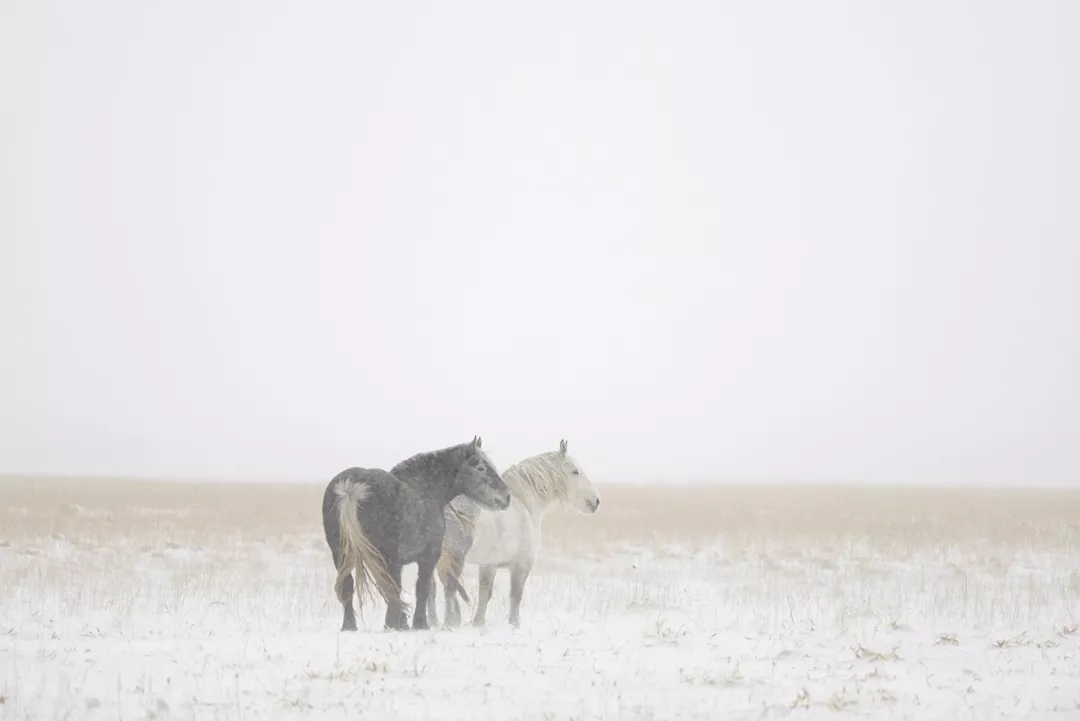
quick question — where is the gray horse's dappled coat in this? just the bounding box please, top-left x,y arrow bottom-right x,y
321,437 -> 510,632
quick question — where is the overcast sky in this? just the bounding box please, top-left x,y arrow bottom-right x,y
2,1 -> 1077,486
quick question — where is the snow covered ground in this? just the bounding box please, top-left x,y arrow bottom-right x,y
2,480 -> 1080,720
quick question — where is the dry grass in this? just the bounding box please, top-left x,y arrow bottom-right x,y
545,482 -> 1080,551
3,476 -> 1080,720
4,475 -> 1078,634
5,475 -> 1079,551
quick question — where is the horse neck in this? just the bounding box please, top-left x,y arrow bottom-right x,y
504,459 -> 563,520
519,490 -> 556,524
391,454 -> 458,507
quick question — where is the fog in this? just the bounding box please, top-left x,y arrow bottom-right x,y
2,1 -> 1077,485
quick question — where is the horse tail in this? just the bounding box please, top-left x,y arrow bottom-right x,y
435,547 -> 470,605
332,478 -> 400,610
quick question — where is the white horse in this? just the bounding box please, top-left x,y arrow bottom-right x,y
427,439 -> 601,628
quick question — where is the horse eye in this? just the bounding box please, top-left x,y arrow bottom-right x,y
572,470 -> 580,475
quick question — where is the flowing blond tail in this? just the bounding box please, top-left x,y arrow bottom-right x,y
332,479 -> 403,614
440,503 -> 477,604
435,547 -> 471,605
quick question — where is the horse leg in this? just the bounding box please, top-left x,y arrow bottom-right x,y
443,571 -> 462,629
508,561 -> 532,628
412,549 -> 439,630
337,570 -> 358,632
425,570 -> 439,627
383,562 -> 408,631
438,553 -> 464,628
328,530 -> 358,632
470,566 -> 496,627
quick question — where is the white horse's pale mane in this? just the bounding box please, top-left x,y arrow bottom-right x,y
501,451 -> 572,503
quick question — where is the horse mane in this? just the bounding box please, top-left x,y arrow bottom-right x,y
390,442 -> 496,483
501,451 -> 571,503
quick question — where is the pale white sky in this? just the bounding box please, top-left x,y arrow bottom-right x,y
2,1 -> 1077,486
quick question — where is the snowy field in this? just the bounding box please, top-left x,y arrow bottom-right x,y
2,479 -> 1080,720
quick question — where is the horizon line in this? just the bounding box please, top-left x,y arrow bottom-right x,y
0,471 -> 1076,492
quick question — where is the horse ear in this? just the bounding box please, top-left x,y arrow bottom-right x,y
559,439 -> 568,455
471,435 -> 482,449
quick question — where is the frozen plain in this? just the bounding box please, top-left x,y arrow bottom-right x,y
2,479 -> 1080,721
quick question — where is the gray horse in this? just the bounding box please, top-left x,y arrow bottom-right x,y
321,436 -> 511,632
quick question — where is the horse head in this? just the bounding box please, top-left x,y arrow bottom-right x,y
454,436 -> 511,511
556,439 -> 600,514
